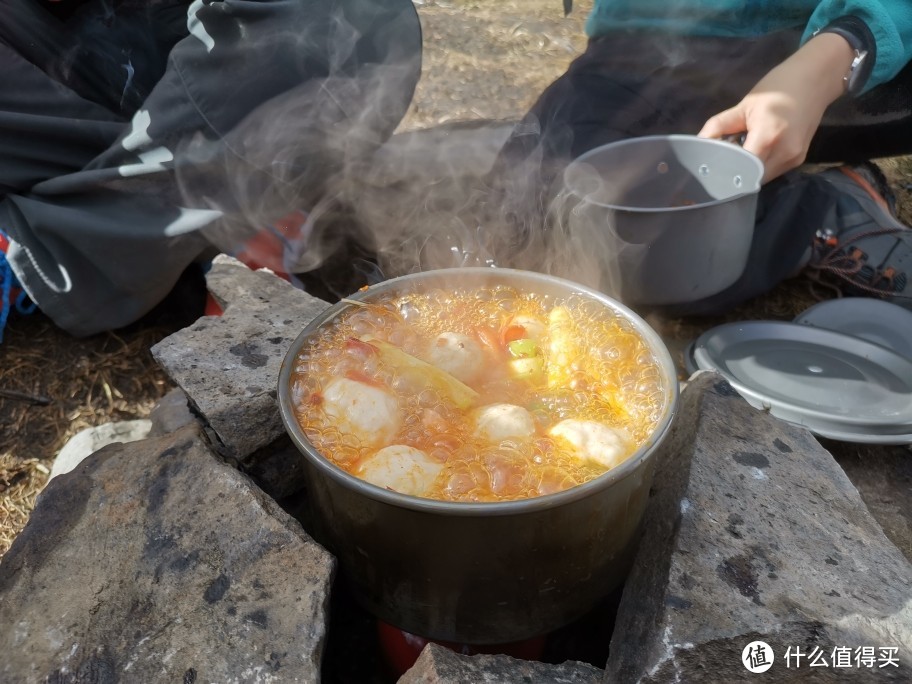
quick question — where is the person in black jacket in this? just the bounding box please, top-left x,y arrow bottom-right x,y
0,0 -> 421,339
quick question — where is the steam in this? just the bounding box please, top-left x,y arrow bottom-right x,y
171,2 -> 423,285
340,116 -> 613,298
165,2 -> 654,302
548,169 -> 644,304
43,0 -> 767,306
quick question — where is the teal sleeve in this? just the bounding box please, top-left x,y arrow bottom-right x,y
801,1 -> 912,91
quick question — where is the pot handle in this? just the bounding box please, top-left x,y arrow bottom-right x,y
720,132 -> 748,147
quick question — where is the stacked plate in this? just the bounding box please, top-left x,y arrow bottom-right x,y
684,298 -> 912,445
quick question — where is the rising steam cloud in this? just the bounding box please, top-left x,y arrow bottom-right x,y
168,1 -> 642,301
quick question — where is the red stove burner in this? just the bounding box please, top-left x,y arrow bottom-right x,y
377,620 -> 548,677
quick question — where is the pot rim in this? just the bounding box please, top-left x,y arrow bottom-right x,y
564,133 -> 764,213
277,267 -> 679,517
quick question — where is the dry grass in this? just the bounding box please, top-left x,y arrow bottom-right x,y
0,313 -> 178,556
0,456 -> 49,559
400,0 -> 590,129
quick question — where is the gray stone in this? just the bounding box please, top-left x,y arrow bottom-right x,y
50,419 -> 152,480
826,439 -> 912,564
0,424 -> 335,684
241,434 -> 311,503
605,372 -> 912,683
399,643 -> 603,684
148,387 -> 198,438
151,256 -> 330,460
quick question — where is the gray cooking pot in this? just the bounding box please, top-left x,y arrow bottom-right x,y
563,134 -> 764,306
278,268 -> 678,643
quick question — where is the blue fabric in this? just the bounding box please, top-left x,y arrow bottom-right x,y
585,0 -> 912,92
0,229 -> 35,344
0,243 -> 12,345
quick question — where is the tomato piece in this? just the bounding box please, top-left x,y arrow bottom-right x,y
501,324 -> 527,346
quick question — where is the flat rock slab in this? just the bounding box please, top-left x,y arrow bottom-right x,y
399,643 -> 603,683
606,372 -> 912,683
825,439 -> 912,564
0,424 -> 335,683
152,256 -> 330,460
147,387 -> 198,438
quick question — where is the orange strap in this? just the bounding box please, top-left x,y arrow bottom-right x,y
838,166 -> 892,214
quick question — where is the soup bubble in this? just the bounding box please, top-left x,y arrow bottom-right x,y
398,300 -> 421,322
537,466 -> 578,496
391,368 -> 427,396
417,389 -> 438,408
443,460 -> 490,500
340,433 -> 362,450
388,327 -> 419,350
484,450 -> 528,496
599,346 -> 622,362
636,350 -> 655,366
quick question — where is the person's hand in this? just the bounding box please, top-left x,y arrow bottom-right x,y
699,33 -> 856,183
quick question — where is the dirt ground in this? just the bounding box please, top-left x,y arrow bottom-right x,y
1,0 -> 911,558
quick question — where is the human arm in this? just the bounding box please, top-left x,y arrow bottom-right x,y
804,1 -> 912,91
698,31 -> 855,183
701,2 -> 912,183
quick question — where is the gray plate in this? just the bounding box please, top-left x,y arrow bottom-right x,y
804,423 -> 912,446
692,321 -> 912,437
684,340 -> 699,377
794,297 -> 912,360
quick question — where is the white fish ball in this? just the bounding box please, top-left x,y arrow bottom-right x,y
356,445 -> 443,496
425,332 -> 484,384
322,377 -> 400,448
474,403 -> 536,444
548,419 -> 630,469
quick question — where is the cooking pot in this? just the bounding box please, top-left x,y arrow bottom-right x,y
562,134 -> 764,306
277,268 -> 678,643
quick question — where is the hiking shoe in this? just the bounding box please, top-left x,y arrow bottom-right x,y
0,229 -> 37,343
806,164 -> 911,306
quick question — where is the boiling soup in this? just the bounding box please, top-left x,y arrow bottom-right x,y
288,284 -> 666,502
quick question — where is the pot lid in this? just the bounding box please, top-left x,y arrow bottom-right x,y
795,422 -> 912,445
691,320 -> 912,440
683,340 -> 699,377
793,297 -> 912,360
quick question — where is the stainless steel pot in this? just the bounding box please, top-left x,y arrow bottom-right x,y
563,134 -> 764,306
277,268 -> 678,643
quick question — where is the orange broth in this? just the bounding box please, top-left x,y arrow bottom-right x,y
289,284 -> 667,502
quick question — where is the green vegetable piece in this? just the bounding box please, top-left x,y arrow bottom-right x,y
359,336 -> 479,409
507,338 -> 539,359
